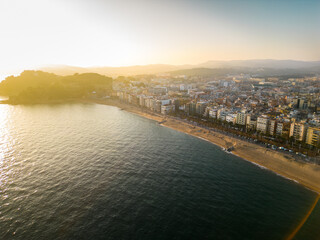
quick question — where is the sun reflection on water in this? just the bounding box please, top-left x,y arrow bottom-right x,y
0,104 -> 11,188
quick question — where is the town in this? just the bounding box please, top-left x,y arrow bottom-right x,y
112,73 -> 320,161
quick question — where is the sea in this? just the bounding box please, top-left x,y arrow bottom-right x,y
0,102 -> 319,240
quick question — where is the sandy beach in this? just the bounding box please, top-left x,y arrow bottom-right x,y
92,99 -> 320,194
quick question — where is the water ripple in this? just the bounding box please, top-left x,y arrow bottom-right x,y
0,104 -> 319,240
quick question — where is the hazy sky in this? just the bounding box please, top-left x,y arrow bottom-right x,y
0,0 -> 319,77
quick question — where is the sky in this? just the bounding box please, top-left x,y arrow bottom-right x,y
0,0 -> 319,78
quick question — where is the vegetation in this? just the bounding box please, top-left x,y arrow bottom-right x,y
0,71 -> 113,103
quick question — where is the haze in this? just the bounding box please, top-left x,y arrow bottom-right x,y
0,0 -> 319,78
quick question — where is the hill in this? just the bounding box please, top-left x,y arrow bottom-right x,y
0,71 -> 113,104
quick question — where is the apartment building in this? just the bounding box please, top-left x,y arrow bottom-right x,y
306,127 -> 320,147
256,116 -> 269,133
289,122 -> 307,141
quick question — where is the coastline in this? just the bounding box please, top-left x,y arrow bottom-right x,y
93,99 -> 320,194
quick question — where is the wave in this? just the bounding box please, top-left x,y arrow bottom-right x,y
231,153 -> 301,184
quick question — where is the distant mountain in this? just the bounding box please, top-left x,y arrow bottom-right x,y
169,67 -> 319,78
198,59 -> 320,69
38,60 -> 320,77
40,64 -> 185,77
168,68 -> 243,77
40,65 -> 89,76
169,60 -> 320,77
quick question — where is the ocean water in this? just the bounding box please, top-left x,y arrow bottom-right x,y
0,103 -> 319,240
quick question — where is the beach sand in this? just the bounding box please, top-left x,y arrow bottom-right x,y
93,99 -> 320,194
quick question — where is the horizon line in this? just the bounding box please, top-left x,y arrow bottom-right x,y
1,58 -> 319,81
42,58 -> 320,69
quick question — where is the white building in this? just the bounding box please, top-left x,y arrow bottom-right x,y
256,116 -> 269,133
226,114 -> 237,124
161,105 -> 175,115
208,108 -> 217,119
160,99 -> 171,105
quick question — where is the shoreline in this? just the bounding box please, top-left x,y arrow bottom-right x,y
93,99 -> 320,194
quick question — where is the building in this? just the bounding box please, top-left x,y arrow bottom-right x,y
306,127 -> 320,147
144,97 -> 153,109
247,119 -> 256,130
207,107 -> 217,119
155,100 -> 162,112
139,96 -> 145,107
160,99 -> 171,105
217,109 -> 228,121
161,105 -> 175,115
226,114 -> 237,124
245,115 -> 251,127
289,123 -> 307,141
186,102 -> 197,116
236,112 -> 249,125
172,99 -> 180,112
276,122 -> 283,136
196,102 -> 207,116
151,99 -> 157,111
297,98 -> 305,109
268,120 -> 276,136
256,116 -> 269,133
